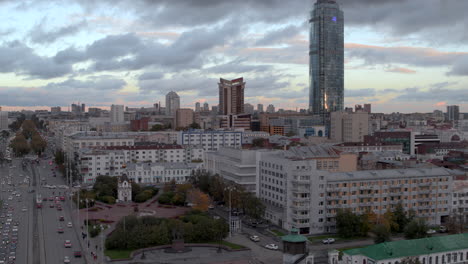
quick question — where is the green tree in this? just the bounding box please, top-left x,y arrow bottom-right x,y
393,202 -> 410,233
404,219 -> 429,239
54,150 -> 65,165
150,124 -> 164,131
336,209 -> 362,238
10,133 -> 30,156
372,224 -> 391,244
189,122 -> 201,129
252,138 -> 266,148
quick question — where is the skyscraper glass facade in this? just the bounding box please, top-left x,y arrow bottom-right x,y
309,0 -> 344,115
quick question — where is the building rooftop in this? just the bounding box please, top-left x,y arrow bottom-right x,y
285,145 -> 340,159
345,233 -> 468,261
103,145 -> 183,151
327,167 -> 452,181
126,162 -> 198,170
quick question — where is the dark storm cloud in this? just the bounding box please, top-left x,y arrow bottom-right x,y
206,60 -> 273,74
138,72 -> 165,81
29,20 -> 87,44
44,76 -> 127,91
0,41 -> 72,79
346,43 -> 468,75
255,25 -> 303,46
55,20 -> 241,73
138,73 -> 217,95
394,87 -> 468,103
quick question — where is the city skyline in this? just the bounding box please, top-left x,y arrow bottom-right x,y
0,0 -> 467,113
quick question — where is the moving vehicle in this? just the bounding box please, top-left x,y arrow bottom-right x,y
64,256 -> 71,263
64,240 -> 72,248
322,238 -> 336,244
73,251 -> 82,258
249,235 -> 260,242
264,244 -> 279,250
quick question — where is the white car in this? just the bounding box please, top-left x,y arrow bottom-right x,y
265,244 -> 279,250
250,235 -> 260,242
322,238 -> 336,244
67,222 -> 73,228
427,229 -> 436,234
21,207 -> 27,212
64,256 -> 70,263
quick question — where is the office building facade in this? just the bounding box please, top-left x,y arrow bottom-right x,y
165,91 -> 180,116
218,78 -> 245,115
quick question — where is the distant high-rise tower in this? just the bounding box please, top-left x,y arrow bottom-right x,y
110,104 -> 124,123
218,78 -> 245,115
447,105 -> 460,121
165,91 -> 180,116
195,102 -> 201,112
203,102 -> 209,111
257,104 -> 264,113
309,0 -> 344,115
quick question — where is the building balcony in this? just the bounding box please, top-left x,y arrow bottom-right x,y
389,193 -> 401,197
419,182 -> 432,187
357,194 -> 374,199
291,187 -> 310,193
291,197 -> 310,202
389,185 -> 403,189
291,178 -> 310,184
292,222 -> 310,228
327,196 -> 341,201
360,185 -> 375,191
292,214 -> 310,220
291,204 -> 310,210
418,189 -> 432,194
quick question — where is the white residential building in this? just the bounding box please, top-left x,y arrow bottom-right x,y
204,147 -> 272,194
258,146 -> 453,235
178,130 -> 243,151
126,162 -> 201,184
78,144 -> 203,183
110,104 -> 125,123
165,91 -> 180,116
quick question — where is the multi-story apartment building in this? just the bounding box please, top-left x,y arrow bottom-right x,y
204,147 -> 272,194
178,130 -> 243,151
330,110 -> 369,142
452,180 -> 468,223
65,132 -> 135,155
334,142 -> 403,153
258,146 -> 453,235
175,108 -> 194,128
126,162 -> 201,184
78,144 -> 203,183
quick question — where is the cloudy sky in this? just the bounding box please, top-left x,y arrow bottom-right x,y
0,0 -> 467,113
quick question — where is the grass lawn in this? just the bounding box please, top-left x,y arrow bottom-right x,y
307,235 -> 339,242
206,241 -> 246,250
105,249 -> 133,260
270,229 -> 286,237
338,246 -> 365,252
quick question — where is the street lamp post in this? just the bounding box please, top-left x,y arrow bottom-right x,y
225,186 -> 234,237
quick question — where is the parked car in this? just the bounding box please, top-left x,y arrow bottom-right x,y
322,238 -> 336,244
249,235 -> 260,242
264,244 -> 279,250
439,226 -> 447,233
427,229 -> 436,234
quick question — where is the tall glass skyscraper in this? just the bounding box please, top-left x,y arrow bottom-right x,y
309,0 -> 344,115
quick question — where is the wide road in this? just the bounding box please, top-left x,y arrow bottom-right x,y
0,158 -> 34,264
32,157 -> 86,264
